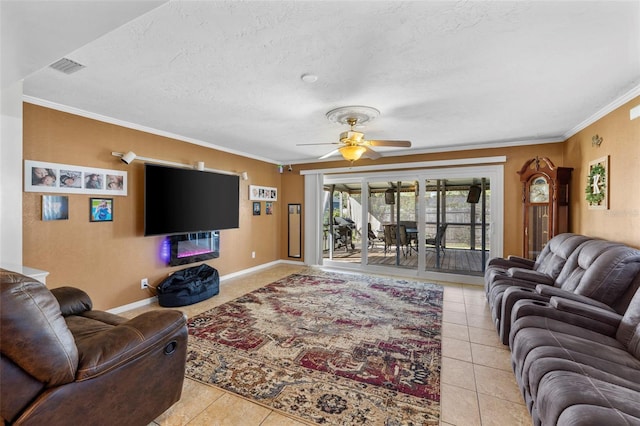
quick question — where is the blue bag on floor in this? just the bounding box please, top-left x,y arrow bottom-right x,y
156,264 -> 219,307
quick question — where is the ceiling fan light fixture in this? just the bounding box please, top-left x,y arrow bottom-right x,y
339,145 -> 366,162
340,130 -> 364,143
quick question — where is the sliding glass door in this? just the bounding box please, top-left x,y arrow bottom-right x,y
366,180 -> 418,270
319,164 -> 502,281
322,180 -> 362,264
422,178 -> 490,275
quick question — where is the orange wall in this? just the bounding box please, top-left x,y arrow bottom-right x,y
563,97 -> 640,247
23,103 -> 283,310
24,98 -> 638,309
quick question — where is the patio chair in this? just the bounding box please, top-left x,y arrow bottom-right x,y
368,223 -> 383,250
384,224 -> 408,256
426,223 -> 448,256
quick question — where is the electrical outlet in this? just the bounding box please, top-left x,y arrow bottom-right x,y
251,251 -> 256,259
141,278 -> 149,289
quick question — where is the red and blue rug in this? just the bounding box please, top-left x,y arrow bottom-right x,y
185,270 -> 443,424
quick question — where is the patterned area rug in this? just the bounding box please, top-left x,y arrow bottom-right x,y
185,270 -> 443,425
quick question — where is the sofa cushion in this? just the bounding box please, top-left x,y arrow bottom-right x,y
67,310 -> 187,381
511,319 -> 631,373
536,370 -> 640,426
484,233 -> 590,293
557,404 -> 640,426
0,270 -> 78,386
554,240 -> 640,305
527,356 -> 640,403
535,234 -> 592,278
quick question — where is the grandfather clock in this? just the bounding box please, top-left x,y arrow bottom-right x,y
518,157 -> 572,260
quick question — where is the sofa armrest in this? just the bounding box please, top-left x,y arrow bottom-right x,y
507,268 -> 555,285
549,296 -> 622,327
535,285 -> 614,310
50,286 -> 93,316
499,286 -> 551,345
488,257 -> 535,270
487,258 -> 514,268
506,255 -> 536,268
74,310 -> 187,381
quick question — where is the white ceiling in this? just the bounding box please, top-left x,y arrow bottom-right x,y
6,1 -> 640,164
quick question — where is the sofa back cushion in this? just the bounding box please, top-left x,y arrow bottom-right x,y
535,233 -> 592,278
554,240 -> 640,305
0,270 -> 78,386
573,245 -> 640,305
554,240 -> 614,289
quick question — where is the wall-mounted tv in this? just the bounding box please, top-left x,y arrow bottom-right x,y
144,164 -> 240,236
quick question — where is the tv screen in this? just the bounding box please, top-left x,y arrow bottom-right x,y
144,164 -> 240,236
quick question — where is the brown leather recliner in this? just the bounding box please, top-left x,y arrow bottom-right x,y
1,269 -> 188,426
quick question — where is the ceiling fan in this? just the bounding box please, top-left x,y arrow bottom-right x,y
298,106 -> 412,163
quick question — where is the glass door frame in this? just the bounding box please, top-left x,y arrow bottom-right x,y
319,165 -> 504,284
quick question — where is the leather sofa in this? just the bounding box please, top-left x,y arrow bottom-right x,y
509,286 -> 640,425
1,269 -> 188,426
486,234 -> 640,344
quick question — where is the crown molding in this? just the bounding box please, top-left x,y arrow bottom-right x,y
22,96 -> 281,165
563,83 -> 640,139
24,82 -> 639,167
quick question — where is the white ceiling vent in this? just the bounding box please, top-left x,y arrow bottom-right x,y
49,58 -> 86,74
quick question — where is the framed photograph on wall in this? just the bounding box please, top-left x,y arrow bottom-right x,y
59,169 -> 83,188
25,160 -> 127,196
586,156 -> 608,210
90,198 -> 113,222
253,201 -> 261,216
265,202 -> 273,215
249,185 -> 277,201
84,172 -> 104,190
42,195 -> 69,221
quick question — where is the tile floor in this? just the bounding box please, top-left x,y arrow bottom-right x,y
122,264 -> 531,426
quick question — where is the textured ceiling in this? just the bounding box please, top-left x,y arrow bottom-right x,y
17,1 -> 640,164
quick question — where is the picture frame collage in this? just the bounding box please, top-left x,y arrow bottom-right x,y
249,185 -> 277,201
249,185 -> 276,216
27,160 -> 125,222
25,160 -> 127,196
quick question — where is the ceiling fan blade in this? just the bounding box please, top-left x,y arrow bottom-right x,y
361,146 -> 382,160
296,142 -> 340,146
365,140 -> 412,147
319,148 -> 340,159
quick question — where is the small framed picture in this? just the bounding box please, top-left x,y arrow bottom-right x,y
84,172 -> 104,190
59,169 -> 82,188
90,198 -> 113,222
42,195 -> 69,221
586,155 -> 609,210
265,202 -> 273,215
253,201 -> 261,216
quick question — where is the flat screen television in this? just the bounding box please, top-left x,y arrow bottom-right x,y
144,164 -> 240,236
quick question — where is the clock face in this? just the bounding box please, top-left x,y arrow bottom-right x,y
529,177 -> 549,203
